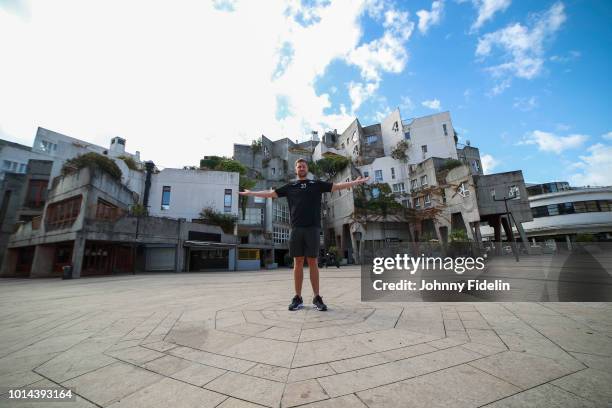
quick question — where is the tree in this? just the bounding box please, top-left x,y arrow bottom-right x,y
313,156 -> 349,179
391,140 -> 410,162
198,207 -> 237,234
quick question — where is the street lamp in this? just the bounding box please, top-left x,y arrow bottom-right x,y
493,194 -> 520,262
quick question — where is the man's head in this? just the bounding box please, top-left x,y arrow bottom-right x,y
295,158 -> 308,179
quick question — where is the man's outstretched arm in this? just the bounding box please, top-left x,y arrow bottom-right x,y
331,176 -> 370,192
239,189 -> 278,199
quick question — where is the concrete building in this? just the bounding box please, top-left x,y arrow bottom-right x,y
0,165 -> 241,278
489,182 -> 612,249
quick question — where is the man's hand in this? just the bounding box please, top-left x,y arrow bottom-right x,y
239,190 -> 252,196
353,176 -> 370,184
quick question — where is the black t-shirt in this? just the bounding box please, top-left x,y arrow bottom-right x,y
275,179 -> 333,228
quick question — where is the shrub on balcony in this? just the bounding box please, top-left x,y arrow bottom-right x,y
118,155 -> 141,171
391,140 -> 410,162
198,207 -> 237,234
61,152 -> 122,181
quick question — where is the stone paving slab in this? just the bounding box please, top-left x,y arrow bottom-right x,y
1,266 -> 611,408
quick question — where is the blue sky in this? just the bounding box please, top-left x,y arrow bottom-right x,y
0,0 -> 610,185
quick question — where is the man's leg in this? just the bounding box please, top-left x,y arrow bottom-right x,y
294,256 -> 304,296
306,257 -> 319,295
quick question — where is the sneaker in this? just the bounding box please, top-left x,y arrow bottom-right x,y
288,295 -> 303,311
313,295 -> 327,311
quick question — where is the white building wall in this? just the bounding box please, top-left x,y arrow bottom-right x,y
357,156 -> 409,193
148,168 -> 239,221
0,144 -> 47,180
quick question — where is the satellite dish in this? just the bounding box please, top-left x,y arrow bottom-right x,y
466,140 -> 471,146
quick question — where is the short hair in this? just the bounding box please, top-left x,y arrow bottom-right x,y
294,158 -> 308,167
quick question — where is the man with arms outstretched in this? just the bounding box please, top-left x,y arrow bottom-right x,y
240,158 -> 369,311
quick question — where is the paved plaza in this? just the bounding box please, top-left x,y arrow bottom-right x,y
1,266 -> 612,407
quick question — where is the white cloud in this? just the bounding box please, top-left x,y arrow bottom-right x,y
421,99 -> 441,110
345,6 -> 414,113
481,153 -> 499,174
512,96 -> 538,111
602,131 -> 612,141
520,130 -> 588,154
570,143 -> 612,186
0,0 -> 413,168
471,0 -> 511,31
550,50 -> 581,63
416,0 -> 443,34
476,2 -> 566,92
399,96 -> 414,113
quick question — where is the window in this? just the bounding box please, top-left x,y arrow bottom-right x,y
404,131 -> 410,140
421,145 -> 427,158
600,200 -> 612,212
271,167 -> 276,175
424,194 -> 431,207
532,206 -> 549,218
420,175 -> 428,187
240,208 -> 263,224
45,195 -> 82,230
457,182 -> 470,198
585,201 -> 599,212
374,170 -> 383,182
254,196 -> 265,203
402,199 -> 410,208
414,197 -> 421,208
547,204 -> 559,216
442,124 -> 448,136
371,188 -> 380,199
352,130 -> 358,142
558,202 -> 574,214
224,189 -> 232,212
263,146 -> 269,157
273,226 -> 290,243
273,202 -> 289,223
441,189 -> 446,204
96,199 -> 119,220
161,186 -> 171,210
366,135 -> 377,144
411,179 -> 418,190
2,160 -> 26,173
25,180 -> 48,208
391,167 -> 396,179
490,188 -> 496,200
40,140 -> 58,153
238,249 -> 260,260
363,171 -> 369,178
472,160 -> 480,173
392,183 -> 405,193
508,185 -> 520,199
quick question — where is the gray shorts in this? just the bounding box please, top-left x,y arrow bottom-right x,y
289,227 -> 320,258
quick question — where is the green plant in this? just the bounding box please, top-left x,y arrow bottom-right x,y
198,207 -> 237,234
251,138 -> 262,153
391,140 -> 410,162
313,155 -> 349,179
130,203 -> 148,216
117,155 -> 140,171
439,159 -> 463,172
328,246 -> 338,255
200,156 -> 223,170
62,152 -> 122,181
449,229 -> 469,242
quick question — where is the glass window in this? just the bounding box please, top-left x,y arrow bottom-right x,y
414,197 -> 421,208
374,170 -> 383,182
472,160 -> 480,173
420,175 -> 428,187
161,186 -> 171,210
599,200 -> 612,212
391,167 -> 395,179
559,202 -> 574,214
240,208 -> 263,224
371,188 -> 380,199
421,145 -> 427,153
273,202 -> 289,223
490,188 -> 496,199
573,202 -> 586,213
366,135 -> 377,144
442,124 -> 448,136
18,163 -> 27,173
458,182 -> 470,198
224,189 -> 232,212
532,206 -> 549,218
404,131 -> 410,140
273,226 -> 290,243
585,201 -> 599,212
254,196 -> 265,203
363,171 -> 369,178
424,194 -> 431,207
411,179 -> 418,190
547,204 -> 559,216
508,185 -> 520,199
